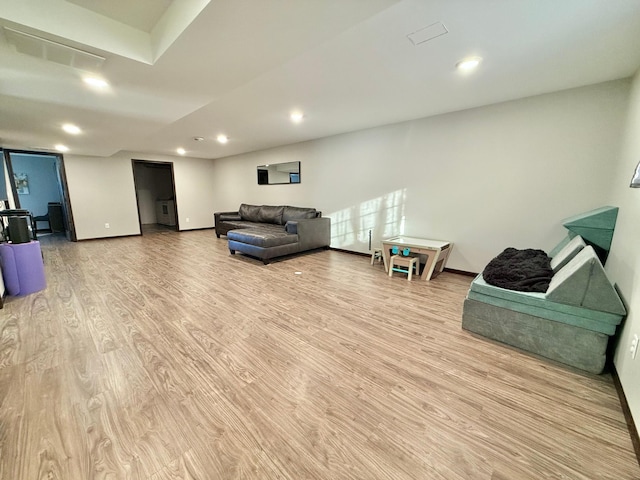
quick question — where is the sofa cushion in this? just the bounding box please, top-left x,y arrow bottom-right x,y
282,206 -> 317,223
257,205 -> 284,224
227,228 -> 298,248
284,221 -> 297,234
239,203 -> 262,222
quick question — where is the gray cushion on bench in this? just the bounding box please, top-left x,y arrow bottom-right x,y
469,275 -> 622,325
550,235 -> 586,273
547,246 -> 626,315
467,290 -> 618,334
462,299 -> 608,374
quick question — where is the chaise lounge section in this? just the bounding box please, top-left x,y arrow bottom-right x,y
214,203 -> 331,264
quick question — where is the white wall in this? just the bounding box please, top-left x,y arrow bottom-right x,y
170,154 -> 218,229
607,69 -> 640,427
11,154 -> 62,217
210,79 -> 630,273
64,153 -> 140,239
64,151 -> 217,239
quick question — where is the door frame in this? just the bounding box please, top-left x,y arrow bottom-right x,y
131,159 -> 179,234
2,149 -> 77,241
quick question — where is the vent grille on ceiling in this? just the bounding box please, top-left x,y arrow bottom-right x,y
407,22 -> 448,46
4,27 -> 105,71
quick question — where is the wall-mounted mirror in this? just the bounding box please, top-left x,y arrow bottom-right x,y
257,161 -> 300,185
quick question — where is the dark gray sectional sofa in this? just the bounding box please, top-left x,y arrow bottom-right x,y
214,203 -> 331,264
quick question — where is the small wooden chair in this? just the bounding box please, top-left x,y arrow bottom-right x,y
389,246 -> 419,281
370,247 -> 388,271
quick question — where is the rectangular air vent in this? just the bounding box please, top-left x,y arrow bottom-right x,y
4,27 -> 105,71
407,22 -> 448,46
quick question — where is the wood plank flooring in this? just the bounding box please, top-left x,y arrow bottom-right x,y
1,230 -> 638,479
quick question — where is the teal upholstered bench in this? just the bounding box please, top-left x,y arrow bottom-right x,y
462,207 -> 626,374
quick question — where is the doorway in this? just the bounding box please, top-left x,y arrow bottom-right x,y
1,149 -> 76,241
132,160 -> 178,234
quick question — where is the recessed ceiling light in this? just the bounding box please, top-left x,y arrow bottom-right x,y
290,111 -> 304,123
55,144 -> 69,152
216,134 -> 228,144
83,76 -> 109,89
456,57 -> 482,71
62,123 -> 81,135
177,147 -> 186,155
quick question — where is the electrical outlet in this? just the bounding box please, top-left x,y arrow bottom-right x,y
630,334 -> 639,360
105,223 -> 110,229
186,217 -> 190,223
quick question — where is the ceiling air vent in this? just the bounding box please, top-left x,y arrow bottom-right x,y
407,22 -> 448,46
4,27 -> 105,71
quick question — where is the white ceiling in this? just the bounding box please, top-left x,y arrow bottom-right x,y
65,0 -> 173,33
0,0 -> 640,159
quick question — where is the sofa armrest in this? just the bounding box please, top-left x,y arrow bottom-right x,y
296,217 -> 331,250
214,211 -> 240,223
214,211 -> 241,237
219,213 -> 241,221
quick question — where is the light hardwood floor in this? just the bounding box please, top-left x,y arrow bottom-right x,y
1,230 -> 638,479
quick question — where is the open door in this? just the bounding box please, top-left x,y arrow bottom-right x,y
132,159 -> 178,234
2,149 -> 77,241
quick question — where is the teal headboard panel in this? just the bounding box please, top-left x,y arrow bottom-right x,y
562,206 -> 618,263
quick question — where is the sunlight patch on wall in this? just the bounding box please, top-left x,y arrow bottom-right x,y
328,189 -> 406,252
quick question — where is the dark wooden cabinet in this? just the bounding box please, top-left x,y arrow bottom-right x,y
48,202 -> 64,232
